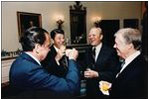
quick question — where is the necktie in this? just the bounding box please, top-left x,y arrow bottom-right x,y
60,55 -> 68,68
92,48 -> 96,59
91,48 -> 96,66
116,60 -> 125,78
120,61 -> 125,69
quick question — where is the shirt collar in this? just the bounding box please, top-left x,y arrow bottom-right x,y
25,52 -> 41,66
119,51 -> 141,73
54,45 -> 59,52
95,43 -> 102,52
94,43 -> 102,61
125,51 -> 141,65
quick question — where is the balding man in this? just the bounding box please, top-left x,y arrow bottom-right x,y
9,27 -> 80,98
84,27 -> 120,98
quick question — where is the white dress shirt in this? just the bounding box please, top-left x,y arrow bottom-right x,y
54,45 -> 61,65
54,45 -> 59,52
94,43 -> 102,62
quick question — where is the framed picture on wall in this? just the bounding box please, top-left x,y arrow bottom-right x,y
17,12 -> 42,41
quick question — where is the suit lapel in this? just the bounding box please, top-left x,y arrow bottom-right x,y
116,55 -> 141,79
95,45 -> 106,68
85,46 -> 95,69
50,45 -> 57,57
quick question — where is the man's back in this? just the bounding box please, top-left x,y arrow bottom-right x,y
9,52 -> 80,98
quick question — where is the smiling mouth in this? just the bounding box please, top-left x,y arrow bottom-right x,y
90,40 -> 95,43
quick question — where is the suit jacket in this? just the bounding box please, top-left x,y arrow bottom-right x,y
110,54 -> 148,99
9,52 -> 80,98
41,45 -> 68,77
85,44 -> 120,98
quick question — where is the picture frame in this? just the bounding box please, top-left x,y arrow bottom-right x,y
17,12 -> 42,41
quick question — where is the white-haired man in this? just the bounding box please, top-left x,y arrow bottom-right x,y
110,28 -> 147,99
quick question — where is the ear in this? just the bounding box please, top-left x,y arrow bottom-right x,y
100,34 -> 103,40
51,39 -> 54,44
127,43 -> 134,50
34,44 -> 40,54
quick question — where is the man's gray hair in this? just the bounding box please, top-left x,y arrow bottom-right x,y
115,28 -> 142,50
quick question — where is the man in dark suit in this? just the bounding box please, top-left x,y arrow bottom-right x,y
84,27 -> 120,98
41,29 -> 68,77
110,28 -> 148,98
9,27 -> 80,98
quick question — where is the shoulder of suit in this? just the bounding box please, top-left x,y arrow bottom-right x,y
13,53 -> 41,69
135,54 -> 147,65
49,45 -> 57,54
50,45 -> 55,51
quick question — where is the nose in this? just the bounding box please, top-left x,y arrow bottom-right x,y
88,36 -> 92,40
60,38 -> 64,42
113,44 -> 116,48
62,39 -> 65,43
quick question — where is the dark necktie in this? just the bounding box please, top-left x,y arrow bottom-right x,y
92,48 -> 96,60
60,55 -> 68,69
92,48 -> 96,57
121,60 -> 125,69
116,60 -> 125,77
91,48 -> 96,67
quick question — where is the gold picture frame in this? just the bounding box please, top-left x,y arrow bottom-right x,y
17,11 -> 42,41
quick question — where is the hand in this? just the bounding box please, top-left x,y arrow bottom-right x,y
84,68 -> 99,78
60,45 -> 66,53
67,48 -> 78,61
55,45 -> 66,61
99,81 -> 112,95
65,49 -> 72,57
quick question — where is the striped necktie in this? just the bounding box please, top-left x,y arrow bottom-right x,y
92,48 -> 96,59
116,61 -> 125,78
